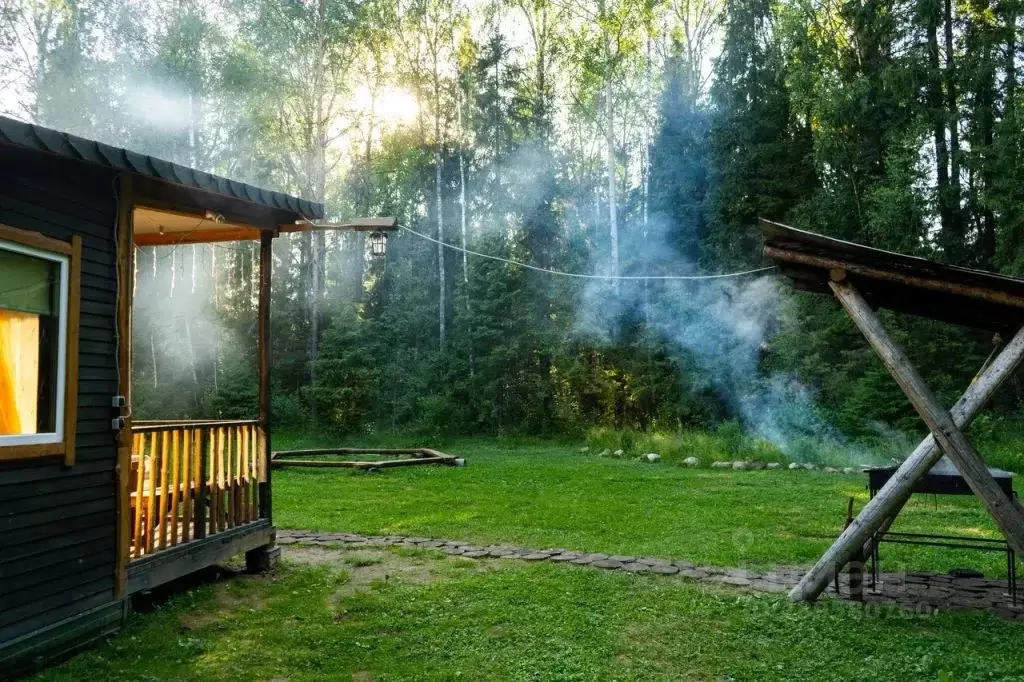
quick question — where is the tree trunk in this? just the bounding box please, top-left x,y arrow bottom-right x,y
434,47 -> 447,347
944,0 -> 963,255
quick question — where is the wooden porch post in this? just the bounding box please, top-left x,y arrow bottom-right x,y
258,230 -> 273,523
115,175 -> 135,599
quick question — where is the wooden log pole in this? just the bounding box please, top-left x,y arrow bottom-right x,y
195,427 -> 208,540
831,280 -> 1024,550
790,306 -> 1024,602
258,231 -> 273,522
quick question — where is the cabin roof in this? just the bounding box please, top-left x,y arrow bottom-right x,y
0,115 -> 324,220
760,219 -> 1024,333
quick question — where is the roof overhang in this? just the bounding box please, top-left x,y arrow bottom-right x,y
761,219 -> 1024,332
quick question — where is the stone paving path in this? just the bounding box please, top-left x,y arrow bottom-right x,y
277,530 -> 1024,620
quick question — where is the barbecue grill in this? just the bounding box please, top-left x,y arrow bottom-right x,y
863,457 -> 1017,602
866,456 -> 1014,498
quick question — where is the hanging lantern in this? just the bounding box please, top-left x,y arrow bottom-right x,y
369,231 -> 388,257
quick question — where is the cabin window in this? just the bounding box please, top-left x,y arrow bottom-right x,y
0,226 -> 79,462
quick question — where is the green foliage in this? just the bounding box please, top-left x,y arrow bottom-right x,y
12,0 -> 1024,447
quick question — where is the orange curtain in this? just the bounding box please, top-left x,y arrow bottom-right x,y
0,309 -> 39,435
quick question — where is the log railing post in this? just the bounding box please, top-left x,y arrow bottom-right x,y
195,426 -> 208,540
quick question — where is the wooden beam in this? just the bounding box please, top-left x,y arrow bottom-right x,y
279,217 -> 398,233
789,322 -> 1024,602
63,235 -> 81,467
114,173 -> 135,598
766,246 -> 1024,311
257,231 -> 273,522
829,278 -> 1024,557
132,226 -> 268,247
125,520 -> 273,595
271,456 -> 456,470
0,223 -> 74,255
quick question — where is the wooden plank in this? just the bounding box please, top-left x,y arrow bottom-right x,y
157,430 -> 170,550
216,427 -> 226,533
231,426 -> 239,527
789,322 -> 1024,601
830,278 -> 1024,558
144,433 -> 158,555
273,447 -> 446,458
132,437 -> 145,560
125,520 -> 273,596
271,456 -> 455,469
0,443 -> 64,461
115,173 -> 134,597
0,222 -> 74,254
63,234 -> 82,466
169,429 -> 181,547
0,600 -> 123,678
181,429 -> 192,544
241,425 -> 250,523
195,428 -> 208,540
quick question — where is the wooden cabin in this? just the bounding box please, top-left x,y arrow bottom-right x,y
0,115 -> 325,675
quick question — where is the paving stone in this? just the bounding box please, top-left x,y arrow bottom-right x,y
648,564 -> 679,575
593,560 -> 624,569
679,569 -> 709,580
714,575 -> 753,587
750,580 -> 788,593
549,553 -> 581,562
283,529 -> 1024,619
488,549 -> 516,558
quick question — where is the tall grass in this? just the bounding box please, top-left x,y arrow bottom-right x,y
584,422 -> 902,468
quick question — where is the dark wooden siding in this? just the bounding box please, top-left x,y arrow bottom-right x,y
0,148 -> 119,644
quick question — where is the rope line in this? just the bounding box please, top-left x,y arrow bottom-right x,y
396,225 -> 777,281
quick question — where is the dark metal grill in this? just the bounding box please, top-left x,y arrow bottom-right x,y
866,457 -> 1014,498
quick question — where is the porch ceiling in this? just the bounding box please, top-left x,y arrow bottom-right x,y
133,206 -> 265,246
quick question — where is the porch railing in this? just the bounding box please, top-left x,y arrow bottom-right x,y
129,420 -> 266,560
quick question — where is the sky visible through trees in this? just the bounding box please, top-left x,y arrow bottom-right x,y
3,0 -> 1024,453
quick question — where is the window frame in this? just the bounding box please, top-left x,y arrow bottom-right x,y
0,224 -> 81,465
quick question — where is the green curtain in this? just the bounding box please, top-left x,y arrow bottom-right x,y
0,249 -> 57,316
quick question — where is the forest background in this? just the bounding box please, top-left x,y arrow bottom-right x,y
4,0 -> 1024,460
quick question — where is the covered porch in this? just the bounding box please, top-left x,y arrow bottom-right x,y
117,177 -> 394,595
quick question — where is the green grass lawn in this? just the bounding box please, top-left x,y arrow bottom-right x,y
273,436 -> 1011,577
33,546 -> 1024,682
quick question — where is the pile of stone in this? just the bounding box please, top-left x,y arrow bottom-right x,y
579,446 -> 861,473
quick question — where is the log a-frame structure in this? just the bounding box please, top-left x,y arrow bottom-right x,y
0,115 -> 393,674
761,219 -> 1024,603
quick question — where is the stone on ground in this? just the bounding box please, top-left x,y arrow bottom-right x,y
711,461 -> 730,469
643,453 -> 661,463
766,462 -> 781,470
732,461 -> 748,470
788,462 -> 801,470
683,456 -> 699,467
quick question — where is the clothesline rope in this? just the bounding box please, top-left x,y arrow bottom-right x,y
396,224 -> 777,281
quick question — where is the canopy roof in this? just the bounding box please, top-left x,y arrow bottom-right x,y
0,115 -> 324,243
760,219 -> 1024,332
